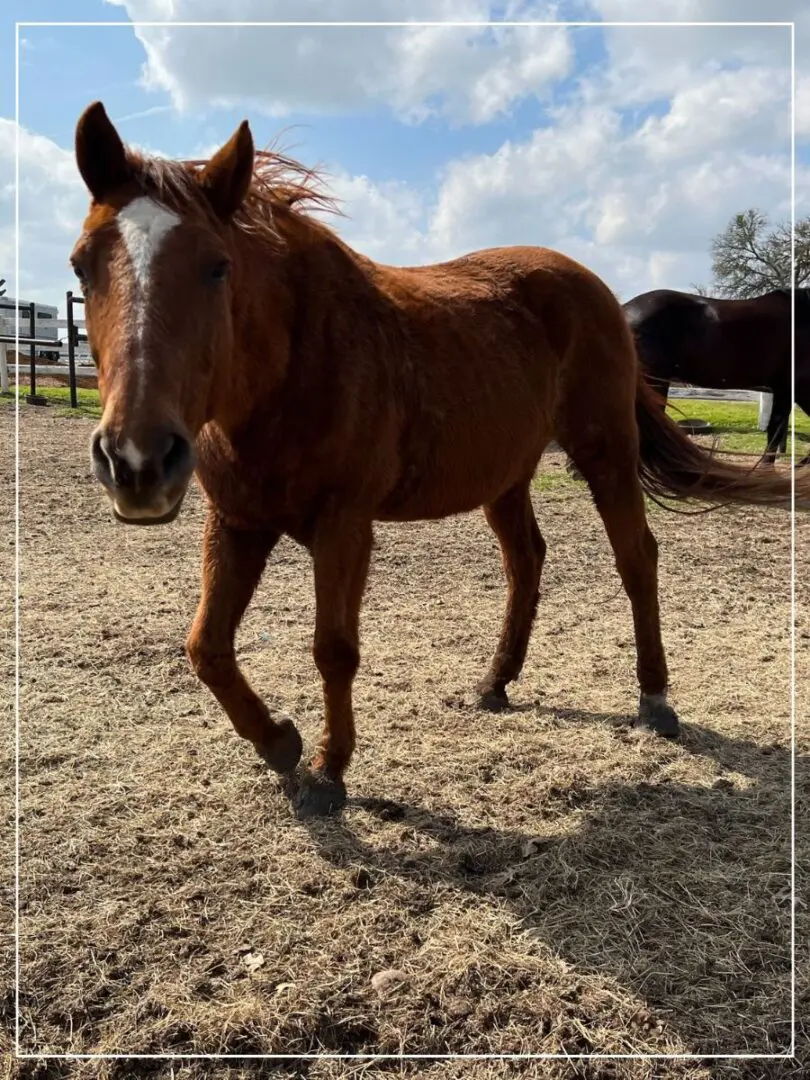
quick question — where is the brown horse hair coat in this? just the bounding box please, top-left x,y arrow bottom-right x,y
72,101 -> 804,817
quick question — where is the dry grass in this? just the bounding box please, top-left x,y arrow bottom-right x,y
1,405 -> 808,1079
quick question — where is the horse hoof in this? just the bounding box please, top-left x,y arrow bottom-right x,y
254,718 -> 303,774
294,770 -> 347,820
636,694 -> 680,738
476,686 -> 510,712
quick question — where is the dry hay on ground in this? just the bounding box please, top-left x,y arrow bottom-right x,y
1,405 -> 808,1079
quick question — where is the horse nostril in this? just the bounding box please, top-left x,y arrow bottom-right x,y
91,431 -> 104,465
161,433 -> 193,483
91,431 -> 115,484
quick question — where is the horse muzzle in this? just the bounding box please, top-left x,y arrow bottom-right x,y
91,424 -> 195,526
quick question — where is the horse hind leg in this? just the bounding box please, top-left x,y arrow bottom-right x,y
476,480 -> 546,711
793,378 -> 810,466
567,375 -> 668,482
561,423 -> 679,738
764,387 -> 791,467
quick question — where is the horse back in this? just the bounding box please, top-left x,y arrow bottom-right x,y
624,289 -> 790,389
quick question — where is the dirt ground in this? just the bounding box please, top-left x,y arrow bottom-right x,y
1,405 -> 808,1079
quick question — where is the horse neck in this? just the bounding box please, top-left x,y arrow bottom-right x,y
215,209 -> 380,430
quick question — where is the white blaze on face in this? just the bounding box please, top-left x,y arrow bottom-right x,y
116,196 -> 180,399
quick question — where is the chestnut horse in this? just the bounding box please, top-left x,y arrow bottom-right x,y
624,287 -> 810,467
72,102 -> 800,818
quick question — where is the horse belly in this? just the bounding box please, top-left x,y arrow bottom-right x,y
382,406 -> 548,521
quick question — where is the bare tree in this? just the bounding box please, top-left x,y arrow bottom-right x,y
708,208 -> 810,298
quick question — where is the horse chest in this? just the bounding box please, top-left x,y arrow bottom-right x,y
196,436 -> 339,538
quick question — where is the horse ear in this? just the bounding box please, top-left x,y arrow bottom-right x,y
198,121 -> 254,219
75,101 -> 133,202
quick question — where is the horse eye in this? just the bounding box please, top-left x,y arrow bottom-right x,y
209,259 -> 230,283
72,262 -> 87,283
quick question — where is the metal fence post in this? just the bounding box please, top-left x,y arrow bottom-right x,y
28,302 -> 36,398
25,301 -> 48,406
66,290 -> 78,408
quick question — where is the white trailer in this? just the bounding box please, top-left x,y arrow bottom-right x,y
0,293 -> 93,393
0,295 -> 61,357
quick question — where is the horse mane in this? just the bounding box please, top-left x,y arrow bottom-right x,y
127,140 -> 343,248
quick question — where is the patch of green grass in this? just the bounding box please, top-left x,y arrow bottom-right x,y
2,385 -> 101,419
533,399 -> 809,495
534,469 -> 574,493
52,406 -> 101,420
665,398 -> 810,455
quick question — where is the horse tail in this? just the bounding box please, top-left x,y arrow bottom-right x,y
634,375 -> 807,510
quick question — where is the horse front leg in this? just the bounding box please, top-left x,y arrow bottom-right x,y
294,512 -> 373,819
186,510 -> 303,773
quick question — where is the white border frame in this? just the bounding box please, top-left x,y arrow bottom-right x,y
13,15 -> 797,1065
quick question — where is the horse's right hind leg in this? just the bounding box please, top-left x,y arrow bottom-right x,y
567,376 -> 668,482
563,437 -> 679,738
764,388 -> 790,467
476,480 -> 546,710
793,378 -> 810,466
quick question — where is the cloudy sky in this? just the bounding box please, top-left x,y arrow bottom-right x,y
2,0 -> 810,315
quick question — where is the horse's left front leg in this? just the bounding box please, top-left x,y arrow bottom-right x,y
294,513 -> 373,819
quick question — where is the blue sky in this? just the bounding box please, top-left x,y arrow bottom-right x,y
2,0 -> 809,314
10,4 -> 611,185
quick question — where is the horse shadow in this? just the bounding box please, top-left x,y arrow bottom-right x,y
285,710 -> 802,1059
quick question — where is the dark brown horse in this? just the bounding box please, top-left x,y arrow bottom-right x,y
71,102 -> 802,818
623,287 -> 810,466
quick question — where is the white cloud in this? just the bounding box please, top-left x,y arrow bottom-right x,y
4,0 -> 806,320
379,22 -> 572,124
0,121 -> 86,313
112,104 -> 174,125
426,103 -> 621,257
587,0 -> 802,76
584,0 -> 806,139
415,89 -> 795,298
634,67 -> 789,162
105,0 -> 572,124
326,172 -> 426,261
797,74 -> 810,138
105,0 -> 810,145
